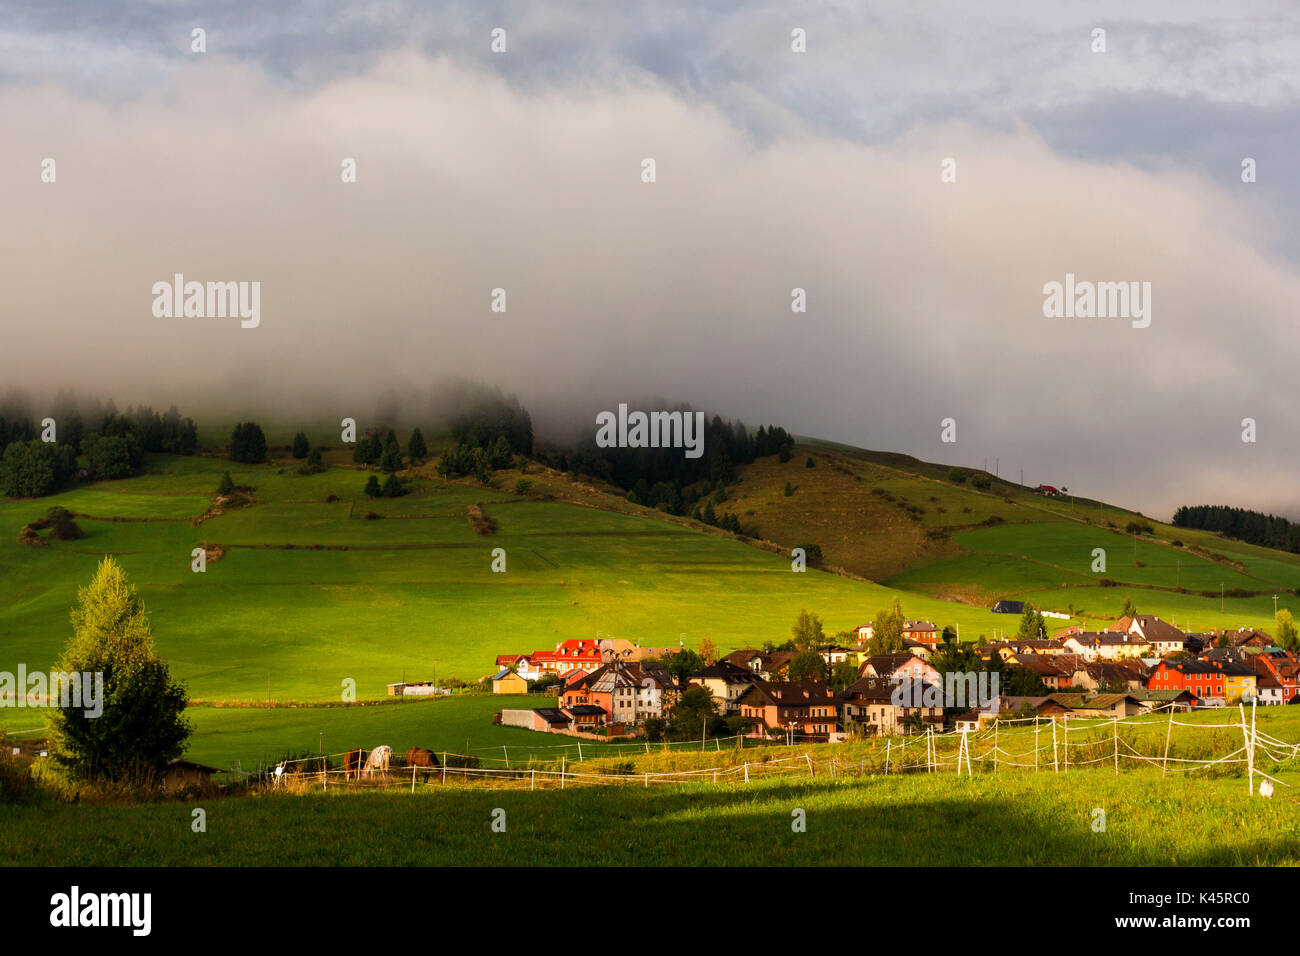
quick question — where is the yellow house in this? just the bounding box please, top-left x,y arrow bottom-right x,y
492,669 -> 528,695
1222,664 -> 1256,704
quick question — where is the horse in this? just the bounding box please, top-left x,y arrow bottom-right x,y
343,748 -> 366,781
362,745 -> 393,777
406,747 -> 440,769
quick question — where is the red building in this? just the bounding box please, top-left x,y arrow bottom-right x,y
533,639 -> 603,675
1147,660 -> 1227,702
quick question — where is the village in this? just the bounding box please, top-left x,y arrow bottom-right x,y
475,613 -> 1300,743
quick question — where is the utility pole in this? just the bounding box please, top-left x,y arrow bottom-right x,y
1273,594 -> 1279,616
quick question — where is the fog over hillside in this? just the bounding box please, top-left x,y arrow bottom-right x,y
4,3 -> 1300,520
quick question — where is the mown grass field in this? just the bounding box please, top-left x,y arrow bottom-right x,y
3,766 -> 1296,866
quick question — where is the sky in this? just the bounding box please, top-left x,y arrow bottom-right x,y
2,1 -> 1299,520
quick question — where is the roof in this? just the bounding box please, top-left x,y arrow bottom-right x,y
864,653 -> 929,673
167,759 -> 225,774
1044,693 -> 1141,710
842,677 -> 903,702
739,680 -> 839,708
492,668 -> 524,681
992,600 -> 1025,614
533,708 -> 572,725
564,705 -> 608,716
690,660 -> 759,683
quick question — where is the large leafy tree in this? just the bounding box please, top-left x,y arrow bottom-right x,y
1,439 -> 77,496
788,649 -> 828,682
867,598 -> 906,654
1276,609 -> 1298,651
791,609 -> 826,650
666,685 -> 725,740
47,558 -> 191,782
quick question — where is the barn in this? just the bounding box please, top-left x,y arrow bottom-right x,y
162,759 -> 225,794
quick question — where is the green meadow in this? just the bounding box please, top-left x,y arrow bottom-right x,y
3,768 -> 1296,866
4,442 -> 1299,773
0,452 -> 1063,706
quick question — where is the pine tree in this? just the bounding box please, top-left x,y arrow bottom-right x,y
46,558 -> 191,782
407,427 -> 427,464
291,432 -> 309,459
380,436 -> 403,474
364,475 -> 382,498
382,474 -> 405,498
229,422 -> 267,464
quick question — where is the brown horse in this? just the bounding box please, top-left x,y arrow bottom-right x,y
406,747 -> 440,769
343,748 -> 366,780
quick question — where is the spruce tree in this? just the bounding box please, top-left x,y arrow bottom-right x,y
46,558 -> 190,782
407,427 -> 427,464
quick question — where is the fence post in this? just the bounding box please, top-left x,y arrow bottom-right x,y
503,745 -> 509,769
531,769 -> 535,791
1238,702 -> 1253,795
1063,718 -> 1069,773
743,762 -> 749,784
1161,707 -> 1174,777
411,764 -> 417,793
885,738 -> 891,774
561,755 -> 566,789
805,752 -> 814,777
1034,716 -> 1039,772
993,722 -> 998,775
1250,700 -> 1258,795
1112,717 -> 1119,776
1052,716 -> 1059,773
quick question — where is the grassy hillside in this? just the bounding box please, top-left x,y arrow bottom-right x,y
5,436 -> 1300,771
0,450 -> 1025,706
723,439 -> 1300,633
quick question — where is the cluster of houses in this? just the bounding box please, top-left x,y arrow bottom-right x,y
492,614 -> 1300,741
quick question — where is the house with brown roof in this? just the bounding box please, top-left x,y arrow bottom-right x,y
687,660 -> 761,713
723,649 -> 798,681
840,677 -> 944,737
1004,653 -> 1076,690
1107,614 -> 1187,656
1078,659 -> 1146,693
737,680 -> 840,738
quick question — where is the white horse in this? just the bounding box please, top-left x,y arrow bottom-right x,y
362,745 -> 393,777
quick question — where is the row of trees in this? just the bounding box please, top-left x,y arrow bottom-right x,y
2,404 -> 199,497
548,416 -> 794,515
1172,504 -> 1300,554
